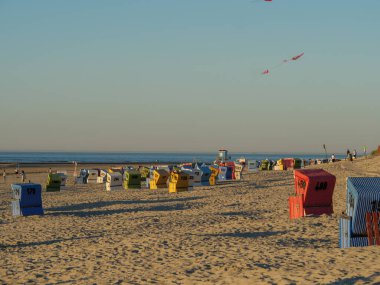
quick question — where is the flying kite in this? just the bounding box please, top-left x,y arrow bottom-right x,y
261,52 -> 305,75
291,52 -> 304,60
283,52 -> 304,63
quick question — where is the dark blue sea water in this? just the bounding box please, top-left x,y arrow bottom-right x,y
0,152 -> 346,164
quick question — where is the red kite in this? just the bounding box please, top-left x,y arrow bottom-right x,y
291,52 -> 304,61
284,52 -> 305,62
261,52 -> 305,75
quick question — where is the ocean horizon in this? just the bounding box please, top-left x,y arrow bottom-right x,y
0,151 -> 346,164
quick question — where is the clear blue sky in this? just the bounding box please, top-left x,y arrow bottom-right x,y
0,0 -> 379,153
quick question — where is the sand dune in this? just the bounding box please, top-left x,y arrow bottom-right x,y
1,157 -> 380,284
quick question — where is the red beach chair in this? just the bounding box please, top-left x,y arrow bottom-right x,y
289,169 -> 336,218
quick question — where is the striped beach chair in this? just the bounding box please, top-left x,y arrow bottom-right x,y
347,177 -> 380,236
339,177 -> 380,248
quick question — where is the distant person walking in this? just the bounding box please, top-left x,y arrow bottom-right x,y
331,154 -> 336,163
346,149 -> 353,161
353,149 -> 357,159
346,149 -> 353,162
21,170 -> 26,183
3,169 -> 6,183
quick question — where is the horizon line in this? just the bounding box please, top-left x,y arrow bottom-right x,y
0,150 -> 347,155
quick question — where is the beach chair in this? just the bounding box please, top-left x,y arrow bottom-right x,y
346,177 -> 380,236
123,170 -> 141,189
247,160 -> 259,172
283,158 -> 294,170
289,169 -> 336,219
149,169 -> 169,190
225,166 -> 234,180
209,165 -> 219,186
338,177 -> 380,248
234,163 -> 243,180
181,168 -> 195,188
199,166 -> 212,186
106,172 -> 123,191
86,169 -> 98,184
46,173 -> 62,192
139,167 -> 150,182
274,159 -> 286,171
293,158 -> 302,169
168,171 -> 189,193
259,160 -> 272,171
218,166 -> 227,181
145,168 -> 154,188
220,162 -> 235,179
11,183 -> 44,216
96,170 -> 107,183
191,165 -> 202,186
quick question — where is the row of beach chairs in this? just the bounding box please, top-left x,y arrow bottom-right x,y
10,167 -> 380,249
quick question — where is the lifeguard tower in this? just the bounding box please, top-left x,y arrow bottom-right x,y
217,149 -> 230,163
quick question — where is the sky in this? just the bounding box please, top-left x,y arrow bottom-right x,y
0,0 -> 379,153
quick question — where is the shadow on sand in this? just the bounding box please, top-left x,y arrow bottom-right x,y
0,235 -> 103,249
200,231 -> 287,239
45,202 -> 200,218
219,210 -> 269,218
244,181 -> 293,190
46,196 -> 203,212
277,237 -> 333,248
328,273 -> 380,285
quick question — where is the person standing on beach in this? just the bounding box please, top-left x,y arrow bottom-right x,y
3,169 -> 6,183
346,149 -> 352,160
21,170 -> 26,183
353,149 -> 357,159
346,149 -> 353,162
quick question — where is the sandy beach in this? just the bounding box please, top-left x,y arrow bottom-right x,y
1,157 -> 380,284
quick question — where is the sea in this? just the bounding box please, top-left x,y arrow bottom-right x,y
0,152 -> 346,164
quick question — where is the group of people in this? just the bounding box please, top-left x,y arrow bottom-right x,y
347,149 -> 357,161
330,149 -> 358,163
2,169 -> 27,183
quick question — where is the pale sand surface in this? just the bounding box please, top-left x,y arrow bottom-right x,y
1,158 -> 380,284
